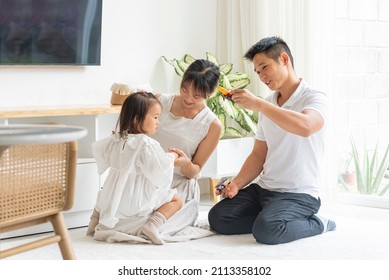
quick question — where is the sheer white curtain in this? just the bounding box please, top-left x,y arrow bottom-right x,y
216,0 -> 335,96
216,0 -> 336,196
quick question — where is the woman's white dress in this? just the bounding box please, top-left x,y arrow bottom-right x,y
152,94 -> 217,201
151,94 -> 217,238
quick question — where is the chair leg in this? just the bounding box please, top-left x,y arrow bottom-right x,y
50,212 -> 76,260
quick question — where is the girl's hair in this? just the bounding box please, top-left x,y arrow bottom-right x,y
115,92 -> 161,137
180,59 -> 220,99
244,36 -> 294,68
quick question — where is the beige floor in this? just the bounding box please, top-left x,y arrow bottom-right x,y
2,201 -> 389,260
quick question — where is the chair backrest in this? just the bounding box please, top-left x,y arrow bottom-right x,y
0,141 -> 77,230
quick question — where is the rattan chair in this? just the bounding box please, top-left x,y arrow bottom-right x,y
0,141 -> 78,260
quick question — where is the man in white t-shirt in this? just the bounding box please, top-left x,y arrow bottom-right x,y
208,36 -> 336,244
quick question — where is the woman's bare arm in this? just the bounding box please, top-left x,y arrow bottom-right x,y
170,118 -> 222,179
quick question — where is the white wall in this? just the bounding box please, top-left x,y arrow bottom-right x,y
334,0 -> 389,161
0,0 -> 217,107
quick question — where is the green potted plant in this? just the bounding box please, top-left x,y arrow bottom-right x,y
163,52 -> 258,139
163,53 -> 259,190
339,136 -> 389,196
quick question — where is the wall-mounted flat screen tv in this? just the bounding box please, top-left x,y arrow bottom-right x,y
0,0 -> 102,65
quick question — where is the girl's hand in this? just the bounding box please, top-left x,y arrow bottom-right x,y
168,151 -> 179,160
168,147 -> 190,168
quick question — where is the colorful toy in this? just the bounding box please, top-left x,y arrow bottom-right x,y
217,86 -> 233,101
215,178 -> 231,191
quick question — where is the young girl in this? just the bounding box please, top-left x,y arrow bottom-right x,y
87,92 -> 182,245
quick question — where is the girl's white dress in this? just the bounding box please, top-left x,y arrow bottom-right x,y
92,134 -> 176,236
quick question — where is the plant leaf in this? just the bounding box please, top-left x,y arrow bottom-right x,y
363,148 -> 371,194
351,137 -> 366,194
219,97 -> 239,119
371,143 -> 389,193
369,143 -> 379,194
175,60 -> 189,75
235,109 -> 258,134
245,108 -> 259,123
349,136 -> 389,196
206,52 -> 219,66
207,94 -> 222,115
227,73 -> 250,89
183,54 -> 196,64
220,74 -> 232,89
378,181 -> 389,196
219,63 -> 233,75
224,127 -> 242,139
217,114 -> 226,138
162,56 -> 175,66
162,56 -> 188,77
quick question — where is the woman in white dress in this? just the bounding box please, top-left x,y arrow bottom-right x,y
151,59 -> 222,235
88,60 -> 222,243
88,92 -> 182,245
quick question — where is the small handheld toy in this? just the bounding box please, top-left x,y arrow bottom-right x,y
215,178 -> 231,192
217,86 -> 233,101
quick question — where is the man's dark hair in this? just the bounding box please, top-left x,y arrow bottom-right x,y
244,36 -> 294,68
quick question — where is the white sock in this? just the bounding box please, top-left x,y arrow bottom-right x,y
315,214 -> 336,233
140,212 -> 166,245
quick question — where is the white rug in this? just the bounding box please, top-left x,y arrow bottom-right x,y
2,202 -> 389,260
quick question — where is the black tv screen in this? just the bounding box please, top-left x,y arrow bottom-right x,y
0,0 -> 102,65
